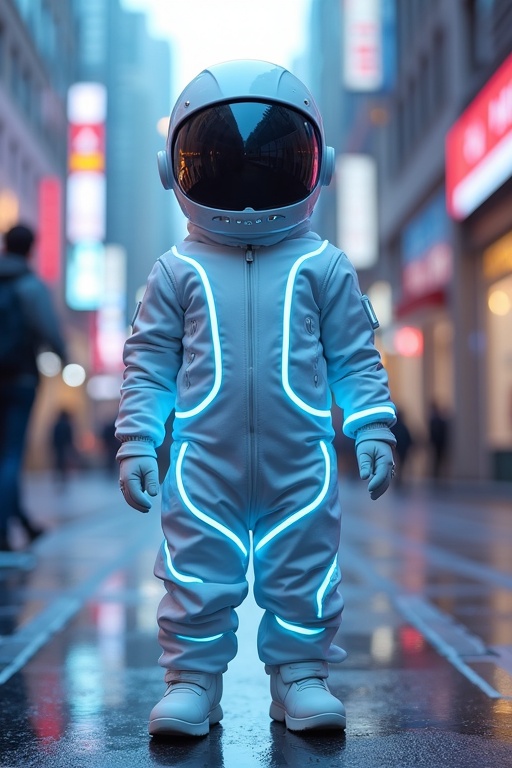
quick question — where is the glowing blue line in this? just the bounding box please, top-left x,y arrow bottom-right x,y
172,247 -> 222,419
254,441 -> 330,552
176,442 -> 248,557
176,633 -> 224,643
343,405 -> 396,435
163,540 -> 203,584
275,615 -> 325,636
282,241 -> 331,417
316,554 -> 338,619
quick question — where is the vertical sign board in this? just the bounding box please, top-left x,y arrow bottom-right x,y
336,154 -> 378,269
342,0 -> 396,93
65,242 -> 105,311
66,82 -> 107,310
446,52 -> 512,219
95,245 -> 127,373
343,0 -> 383,91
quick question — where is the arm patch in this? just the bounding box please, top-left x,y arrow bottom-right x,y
361,295 -> 380,330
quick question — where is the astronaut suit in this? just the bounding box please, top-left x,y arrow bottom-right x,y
115,60 -> 397,737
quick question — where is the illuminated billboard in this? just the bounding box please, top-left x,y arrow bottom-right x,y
446,53 -> 512,220
66,82 -> 107,309
66,242 -> 105,310
336,154 -> 378,268
401,192 -> 452,301
342,0 -> 395,92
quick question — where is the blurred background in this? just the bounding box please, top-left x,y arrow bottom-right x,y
0,0 -> 511,485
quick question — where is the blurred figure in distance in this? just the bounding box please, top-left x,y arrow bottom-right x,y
100,416 -> 120,475
428,400 -> 450,480
0,224 -> 67,550
51,409 -> 78,486
391,409 -> 414,488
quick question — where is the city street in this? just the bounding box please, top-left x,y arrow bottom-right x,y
0,470 -> 511,767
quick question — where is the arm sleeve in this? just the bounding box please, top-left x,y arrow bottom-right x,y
320,251 -> 396,438
115,259 -> 183,449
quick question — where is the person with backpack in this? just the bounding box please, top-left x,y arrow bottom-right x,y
0,224 -> 67,551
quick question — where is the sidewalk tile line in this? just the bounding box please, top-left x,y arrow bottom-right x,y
340,543 -> 512,699
0,529 -> 146,686
0,598 -> 80,685
395,595 -> 511,700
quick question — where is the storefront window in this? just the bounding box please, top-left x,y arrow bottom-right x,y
431,318 -> 454,411
486,273 -> 512,479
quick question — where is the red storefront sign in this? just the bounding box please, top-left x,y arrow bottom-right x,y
38,176 -> 62,283
446,52 -> 512,220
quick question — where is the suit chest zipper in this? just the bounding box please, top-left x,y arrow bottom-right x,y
245,246 -> 257,521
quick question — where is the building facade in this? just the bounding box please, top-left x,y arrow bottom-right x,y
0,0 -> 81,467
1,0 -> 175,467
308,0 -> 512,483
0,0 -> 76,231
74,0 -> 174,317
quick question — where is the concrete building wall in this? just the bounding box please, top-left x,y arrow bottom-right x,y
0,0 -> 75,229
74,0 -> 175,317
306,0 -> 512,483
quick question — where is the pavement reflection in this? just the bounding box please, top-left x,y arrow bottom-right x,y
0,472 -> 511,766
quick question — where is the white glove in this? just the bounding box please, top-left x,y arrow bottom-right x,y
119,456 -> 159,512
355,422 -> 396,500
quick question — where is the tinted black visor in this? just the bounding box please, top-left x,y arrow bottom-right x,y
172,101 -> 320,211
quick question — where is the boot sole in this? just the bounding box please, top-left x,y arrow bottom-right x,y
149,704 -> 223,737
270,701 -> 346,731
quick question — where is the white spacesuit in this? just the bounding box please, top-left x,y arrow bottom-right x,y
116,59 -> 396,737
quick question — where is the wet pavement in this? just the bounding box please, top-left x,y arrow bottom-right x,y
1,470 -> 512,767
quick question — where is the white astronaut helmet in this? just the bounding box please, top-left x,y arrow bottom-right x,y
157,59 -> 335,242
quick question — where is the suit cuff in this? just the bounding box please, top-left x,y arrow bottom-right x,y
116,438 -> 157,461
355,423 -> 397,448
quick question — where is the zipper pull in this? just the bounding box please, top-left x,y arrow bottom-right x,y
245,246 -> 254,263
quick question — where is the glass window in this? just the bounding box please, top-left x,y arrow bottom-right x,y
40,3 -> 56,62
466,0 -> 494,70
432,30 -> 446,110
418,56 -> 430,127
9,141 -> 18,188
396,98 -> 406,165
10,47 -> 21,102
486,273 -> 512,447
407,79 -> 417,148
431,319 -> 454,412
0,24 -> 4,79
20,70 -> 30,116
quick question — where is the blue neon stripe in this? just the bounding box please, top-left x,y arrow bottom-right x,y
176,442 -> 248,557
172,247 -> 222,419
254,441 -> 330,552
163,540 -> 203,584
275,615 -> 325,636
343,405 -> 396,434
282,240 -> 331,418
176,633 -> 224,643
316,554 -> 338,619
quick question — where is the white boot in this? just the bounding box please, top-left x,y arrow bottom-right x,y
148,670 -> 223,737
266,660 -> 346,731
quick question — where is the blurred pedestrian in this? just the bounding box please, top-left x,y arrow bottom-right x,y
51,409 -> 77,485
100,417 -> 120,475
428,400 -> 450,480
0,224 -> 67,550
391,409 -> 414,487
